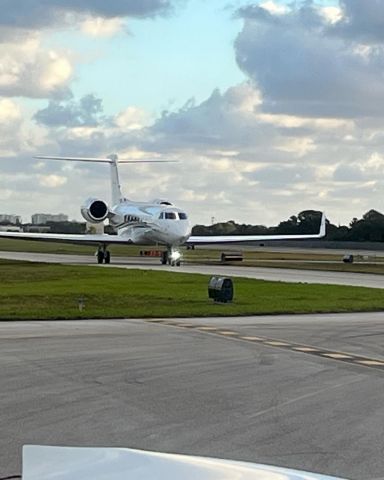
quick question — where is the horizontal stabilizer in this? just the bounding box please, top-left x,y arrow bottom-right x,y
34,156 -> 178,164
34,156 -> 113,163
118,160 -> 178,164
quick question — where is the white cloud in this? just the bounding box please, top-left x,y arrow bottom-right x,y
0,99 -> 38,157
0,99 -> 21,124
38,174 -> 67,188
319,7 -> 343,24
258,113 -> 354,130
180,189 -> 208,202
40,52 -> 72,93
259,1 -> 288,15
235,2 -> 384,118
81,17 -> 124,37
276,137 -> 316,157
117,148 -> 161,160
115,106 -> 151,131
0,37 -> 72,99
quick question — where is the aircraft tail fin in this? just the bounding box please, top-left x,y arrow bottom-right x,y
34,155 -> 178,207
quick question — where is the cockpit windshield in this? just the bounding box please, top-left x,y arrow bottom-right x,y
159,211 -> 187,220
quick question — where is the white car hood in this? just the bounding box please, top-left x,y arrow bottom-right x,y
22,446 -> 346,480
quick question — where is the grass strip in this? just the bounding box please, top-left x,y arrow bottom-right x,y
0,259 -> 383,320
0,238 -> 383,275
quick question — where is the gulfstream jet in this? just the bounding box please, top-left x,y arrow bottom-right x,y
0,154 -> 326,265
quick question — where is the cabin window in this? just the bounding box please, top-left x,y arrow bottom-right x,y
124,215 -> 140,223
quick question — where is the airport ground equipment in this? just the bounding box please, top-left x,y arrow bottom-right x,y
343,254 -> 354,263
208,276 -> 234,303
220,251 -> 243,262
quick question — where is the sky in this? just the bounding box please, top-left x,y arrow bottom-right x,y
0,0 -> 383,226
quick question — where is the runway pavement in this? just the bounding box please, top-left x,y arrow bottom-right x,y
0,250 -> 383,288
2,313 -> 384,479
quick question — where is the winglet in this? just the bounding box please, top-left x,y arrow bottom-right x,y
319,212 -> 326,237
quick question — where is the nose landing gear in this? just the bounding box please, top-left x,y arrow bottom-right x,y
161,249 -> 181,266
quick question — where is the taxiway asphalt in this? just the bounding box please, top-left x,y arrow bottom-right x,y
0,250 -> 383,288
2,313 -> 384,479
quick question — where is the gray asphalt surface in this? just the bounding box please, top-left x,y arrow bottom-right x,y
2,314 -> 384,480
0,250 -> 383,289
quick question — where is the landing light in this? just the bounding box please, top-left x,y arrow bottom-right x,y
170,250 -> 181,262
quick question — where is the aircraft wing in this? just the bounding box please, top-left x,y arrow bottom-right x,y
0,231 -> 131,245
187,213 -> 326,245
23,445 -> 343,480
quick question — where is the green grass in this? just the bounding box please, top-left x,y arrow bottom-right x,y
0,259 -> 383,320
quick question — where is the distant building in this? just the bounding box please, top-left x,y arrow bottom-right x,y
24,225 -> 51,233
0,225 -> 21,232
0,214 -> 22,225
31,213 -> 68,224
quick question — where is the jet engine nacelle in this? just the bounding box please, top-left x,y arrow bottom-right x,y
81,197 -> 109,223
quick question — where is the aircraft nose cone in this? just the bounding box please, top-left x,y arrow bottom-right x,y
182,221 -> 192,239
174,221 -> 191,244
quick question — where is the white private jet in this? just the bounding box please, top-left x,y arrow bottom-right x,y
0,154 -> 326,265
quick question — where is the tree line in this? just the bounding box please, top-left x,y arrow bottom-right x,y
192,209 -> 384,242
2,210 -> 384,241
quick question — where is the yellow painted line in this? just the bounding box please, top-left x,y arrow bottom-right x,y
322,353 -> 352,359
198,327 -> 384,369
240,336 -> 264,341
142,321 -> 384,371
264,341 -> 291,347
355,360 -> 384,366
292,347 -> 319,352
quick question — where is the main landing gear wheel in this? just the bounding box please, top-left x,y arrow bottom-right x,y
97,247 -> 111,264
97,251 -> 104,264
161,251 -> 168,265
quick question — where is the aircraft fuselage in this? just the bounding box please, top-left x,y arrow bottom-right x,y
109,201 -> 192,247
